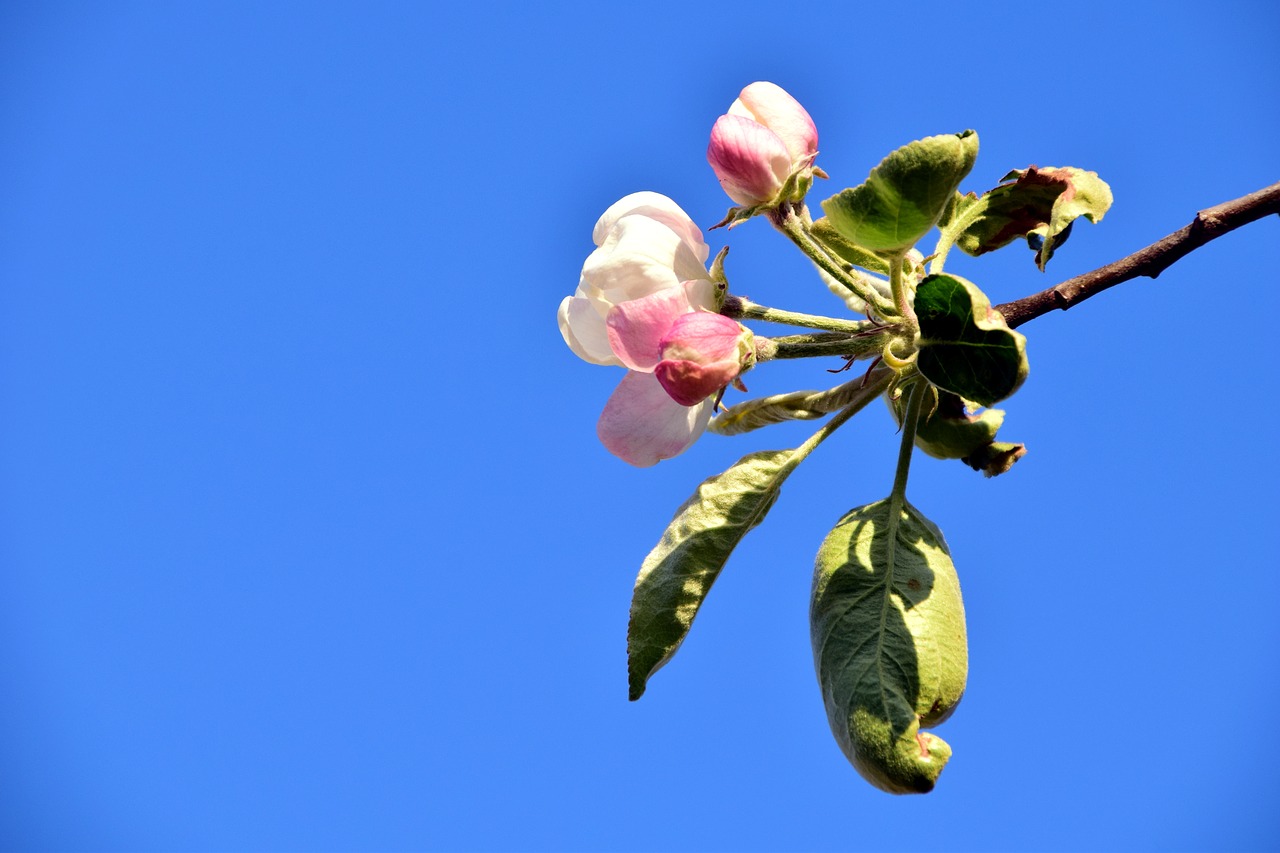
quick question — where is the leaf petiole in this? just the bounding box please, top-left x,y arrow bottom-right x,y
890,379 -> 928,507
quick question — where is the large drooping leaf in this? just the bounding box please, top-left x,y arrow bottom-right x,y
811,499 -> 967,794
955,166 -> 1113,270
914,273 -> 1028,407
821,131 -> 979,254
628,450 -> 795,700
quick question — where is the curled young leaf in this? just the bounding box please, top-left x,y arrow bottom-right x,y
821,131 -> 979,255
811,499 -> 967,793
914,273 -> 1029,407
955,166 -> 1113,270
962,441 -> 1027,477
710,374 -> 887,437
889,386 -> 1006,461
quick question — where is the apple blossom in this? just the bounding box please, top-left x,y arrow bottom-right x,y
558,192 -> 712,367
558,192 -> 732,467
707,81 -> 819,207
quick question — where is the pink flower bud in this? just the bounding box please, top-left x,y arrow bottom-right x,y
653,312 -> 755,406
707,82 -> 818,206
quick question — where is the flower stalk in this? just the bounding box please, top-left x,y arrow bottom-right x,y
722,294 -> 877,335
766,331 -> 888,361
770,205 -> 899,318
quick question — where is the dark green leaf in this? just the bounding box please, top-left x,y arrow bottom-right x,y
821,131 -> 979,254
811,499 -> 967,794
628,450 -> 796,700
914,273 -> 1028,407
955,166 -> 1112,270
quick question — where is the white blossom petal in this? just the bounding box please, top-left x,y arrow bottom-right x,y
582,215 -> 688,302
558,295 -> 619,366
592,192 -> 708,264
682,278 -> 718,311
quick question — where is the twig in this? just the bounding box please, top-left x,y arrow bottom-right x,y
995,181 -> 1280,329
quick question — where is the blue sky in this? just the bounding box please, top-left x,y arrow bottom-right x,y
2,1 -> 1278,849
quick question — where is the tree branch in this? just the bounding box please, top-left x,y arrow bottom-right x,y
995,181 -> 1280,329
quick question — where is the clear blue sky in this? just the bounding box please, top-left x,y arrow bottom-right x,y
2,1 -> 1278,849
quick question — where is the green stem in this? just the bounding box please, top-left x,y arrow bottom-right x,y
931,195 -> 990,274
727,297 -> 875,334
768,331 -> 888,361
766,332 -> 859,346
888,254 -> 917,329
770,205 -> 899,318
889,379 -> 927,507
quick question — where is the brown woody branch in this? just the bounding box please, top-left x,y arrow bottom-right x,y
995,181 -> 1280,329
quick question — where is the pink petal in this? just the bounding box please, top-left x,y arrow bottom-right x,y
654,358 -> 740,407
597,371 -> 714,467
707,115 -> 791,206
732,81 -> 818,163
605,286 -> 692,372
658,311 -> 744,363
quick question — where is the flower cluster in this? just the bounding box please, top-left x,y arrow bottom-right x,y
555,75 -> 1100,796
557,192 -> 755,466
559,82 -> 816,466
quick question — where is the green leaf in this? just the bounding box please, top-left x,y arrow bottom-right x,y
811,498 -> 967,794
890,386 -> 1006,461
955,166 -> 1113,270
628,450 -> 796,700
821,131 -> 979,254
914,273 -> 1029,407
888,387 -> 1027,476
810,217 -> 891,274
936,190 -> 980,232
